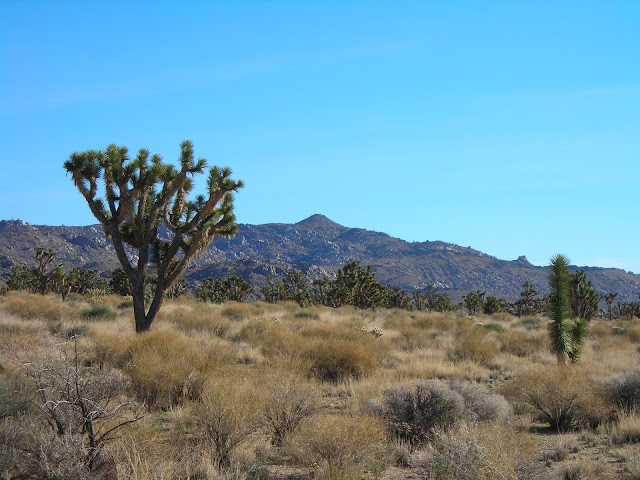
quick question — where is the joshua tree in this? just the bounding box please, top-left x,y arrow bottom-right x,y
462,290 -> 485,316
547,254 -> 587,364
64,141 -> 243,332
570,270 -> 599,321
518,281 -> 541,317
603,292 -> 618,321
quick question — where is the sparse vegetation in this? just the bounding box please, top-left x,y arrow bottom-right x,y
0,289 -> 639,479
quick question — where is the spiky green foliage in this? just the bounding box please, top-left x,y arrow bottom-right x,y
64,141 -> 243,332
462,290 -> 486,316
518,281 -> 542,317
331,261 -> 388,309
483,296 -> 503,315
547,254 -> 588,364
570,270 -> 599,321
194,275 -> 252,303
388,286 -> 412,310
548,254 -> 572,364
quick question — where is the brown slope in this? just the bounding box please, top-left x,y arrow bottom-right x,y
1,215 -> 638,302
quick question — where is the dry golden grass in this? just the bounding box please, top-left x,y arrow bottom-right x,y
2,294 -> 640,479
611,412 -> 640,444
449,330 -> 499,367
281,412 -> 390,480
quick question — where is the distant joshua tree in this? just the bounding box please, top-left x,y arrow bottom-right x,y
603,292 -> 618,321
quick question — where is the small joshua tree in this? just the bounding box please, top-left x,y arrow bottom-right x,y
64,141 -> 243,332
548,254 -> 587,364
603,292 -> 618,321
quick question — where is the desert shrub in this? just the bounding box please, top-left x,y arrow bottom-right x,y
293,310 -> 319,320
6,292 -> 71,321
47,321 -> 90,339
0,376 -> 31,418
303,337 -> 382,382
505,366 -> 611,431
519,316 -> 543,330
117,298 -> 133,309
548,438 -> 580,462
263,371 -> 319,446
162,304 -> 237,338
482,322 -> 505,332
281,413 -> 390,480
499,330 -> 546,357
608,368 -> 640,414
628,324 -> 640,343
93,331 -> 134,370
1,339 -> 138,479
558,459 -> 605,480
0,417 -> 116,480
587,322 -> 612,338
380,379 -> 465,445
417,422 -> 535,480
449,332 -> 498,366
221,302 -> 264,319
82,304 -> 117,322
127,330 -> 210,410
611,412 -> 640,444
445,378 -> 512,422
236,319 -> 306,359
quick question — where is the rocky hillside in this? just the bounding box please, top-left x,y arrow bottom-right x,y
1,215 -> 639,302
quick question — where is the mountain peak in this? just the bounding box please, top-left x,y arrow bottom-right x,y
295,214 -> 345,230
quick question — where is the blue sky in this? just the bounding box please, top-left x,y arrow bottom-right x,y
1,1 -> 639,273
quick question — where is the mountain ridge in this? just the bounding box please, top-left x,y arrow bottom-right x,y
0,215 -> 638,302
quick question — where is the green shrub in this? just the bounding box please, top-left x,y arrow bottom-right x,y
82,304 -> 117,322
0,377 -> 31,418
482,323 -> 505,333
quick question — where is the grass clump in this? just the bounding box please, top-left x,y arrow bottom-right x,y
418,422 -> 535,480
449,332 -> 498,367
505,365 -> 611,431
126,330 -> 212,410
611,412 -> 640,444
304,336 -> 384,383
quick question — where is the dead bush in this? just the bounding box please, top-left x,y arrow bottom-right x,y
608,368 -> 640,414
1,338 -> 139,478
417,422 -> 535,480
172,373 -> 267,470
263,371 -> 319,446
